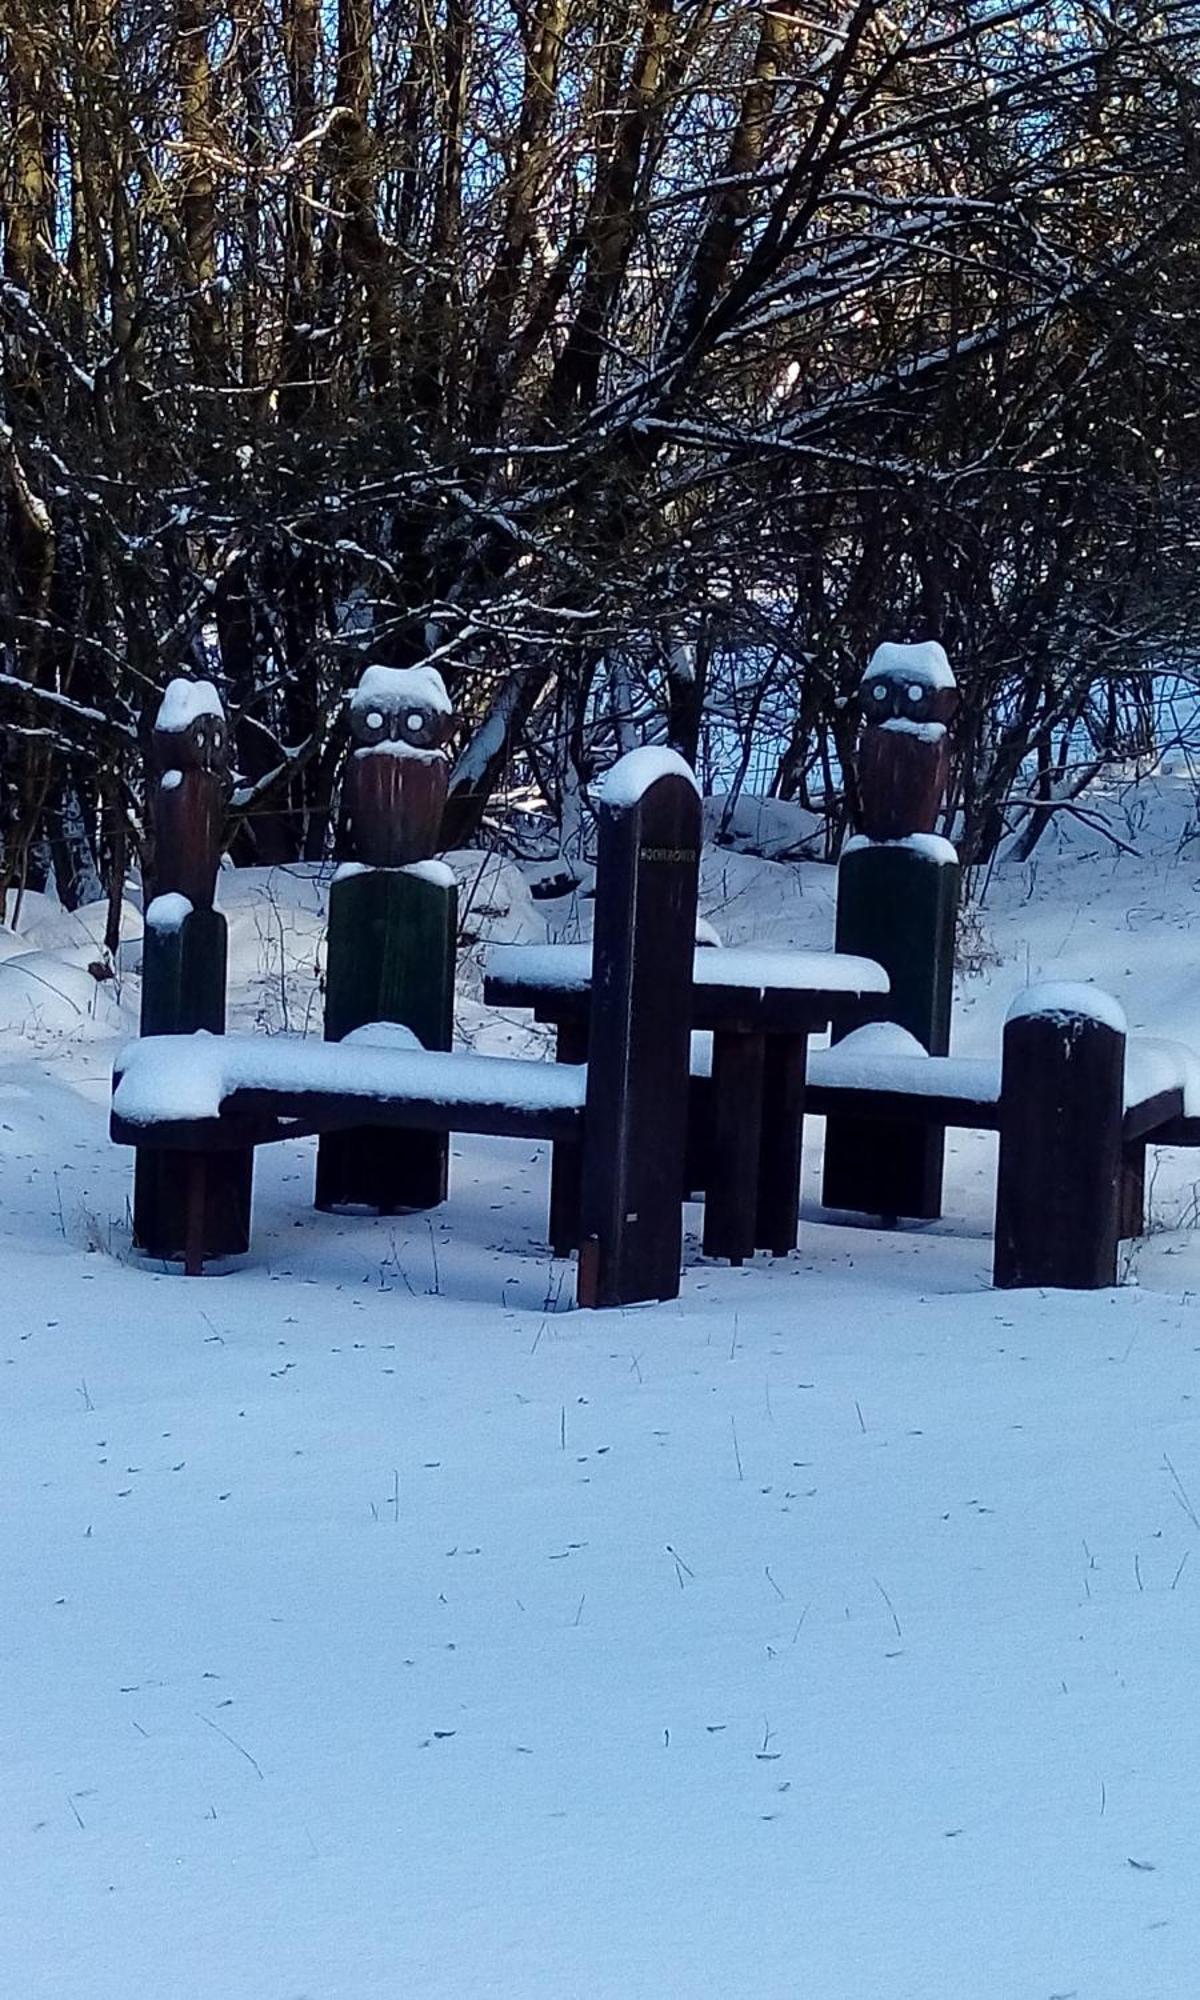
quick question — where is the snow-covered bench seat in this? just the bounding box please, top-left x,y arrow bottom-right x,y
112,1024 -> 587,1152
802,1021 -> 1200,1146
791,996 -> 1200,1287
113,751 -> 708,1307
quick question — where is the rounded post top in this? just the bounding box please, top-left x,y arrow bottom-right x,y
349,663 -> 454,755
599,746 -> 700,812
1006,982 -> 1127,1038
153,678 -> 228,774
863,641 -> 956,692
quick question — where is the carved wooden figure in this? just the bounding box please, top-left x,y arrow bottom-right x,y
315,663 -> 458,1215
344,664 -> 454,868
857,642 -> 958,841
823,641 -> 961,1222
151,680 -> 229,909
134,679 -> 252,1264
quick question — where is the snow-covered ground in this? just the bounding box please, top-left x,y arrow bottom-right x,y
6,770 -> 1200,1997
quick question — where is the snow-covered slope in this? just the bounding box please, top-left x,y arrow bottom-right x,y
5,769 -> 1200,1996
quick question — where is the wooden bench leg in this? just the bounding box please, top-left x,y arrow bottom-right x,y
134,1146 -> 253,1266
755,1032 -> 807,1257
703,1030 -> 765,1265
1120,1141 -> 1147,1241
548,1019 -> 587,1255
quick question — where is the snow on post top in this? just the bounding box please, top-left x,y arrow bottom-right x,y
600,746 -> 700,811
862,641 -> 955,691
1006,982 -> 1127,1038
349,664 -> 452,722
156,678 -> 225,732
843,832 -> 958,866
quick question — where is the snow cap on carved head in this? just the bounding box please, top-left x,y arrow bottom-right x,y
861,641 -> 957,727
349,664 -> 454,753
153,678 -> 228,773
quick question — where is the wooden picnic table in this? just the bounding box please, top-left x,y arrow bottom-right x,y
484,943 -> 889,1264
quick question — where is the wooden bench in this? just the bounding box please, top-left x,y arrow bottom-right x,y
112,752 -> 703,1309
794,995 -> 1200,1286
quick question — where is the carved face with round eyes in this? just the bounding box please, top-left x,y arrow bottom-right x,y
156,712 -> 228,775
349,698 -> 452,753
863,672 -> 956,728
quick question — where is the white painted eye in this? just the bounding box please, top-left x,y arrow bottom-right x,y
907,684 -> 923,701
872,685 -> 888,700
406,711 -> 425,732
366,710 -> 384,730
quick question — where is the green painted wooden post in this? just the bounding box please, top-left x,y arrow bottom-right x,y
314,863 -> 457,1213
821,838 -> 960,1219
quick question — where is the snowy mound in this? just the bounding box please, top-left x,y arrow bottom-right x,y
0,952 -> 126,1043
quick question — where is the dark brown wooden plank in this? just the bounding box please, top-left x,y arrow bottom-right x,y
804,1083 -> 1002,1130
755,1032 -> 808,1256
1121,1087 -> 1184,1144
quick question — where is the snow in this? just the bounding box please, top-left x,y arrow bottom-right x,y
351,740 -> 447,763
843,833 -> 959,866
113,1031 -> 589,1128
862,639 -> 956,690
878,716 -> 947,742
704,791 -> 824,862
486,942 -> 889,999
17,771 -> 1200,1995
599,745 -> 701,809
156,678 -> 225,732
809,1035 -> 1001,1104
145,893 -> 193,934
349,663 -> 452,719
334,859 -> 455,889
1007,982 -> 1129,1038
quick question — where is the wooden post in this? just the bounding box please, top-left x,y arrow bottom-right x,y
1119,1142 -> 1147,1242
755,1032 -> 810,1256
316,664 -> 457,1213
994,987 -> 1125,1289
577,752 -> 700,1308
702,1029 -> 765,1264
133,681 -> 252,1264
823,639 -> 959,1222
822,839 -> 959,1218
547,1016 -> 588,1256
315,864 -> 457,1212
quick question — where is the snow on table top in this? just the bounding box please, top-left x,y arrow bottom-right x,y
156,677 -> 225,731
486,942 -> 889,998
114,1030 -> 588,1127
862,639 -> 955,689
1006,982 -> 1127,1038
349,663 -> 452,718
599,746 -> 700,810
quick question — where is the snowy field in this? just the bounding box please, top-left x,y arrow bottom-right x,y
7,770 -> 1200,1998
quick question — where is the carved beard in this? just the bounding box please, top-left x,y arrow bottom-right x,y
346,750 -> 449,867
